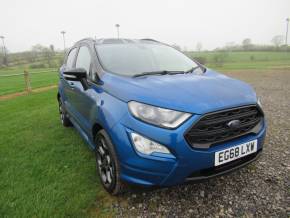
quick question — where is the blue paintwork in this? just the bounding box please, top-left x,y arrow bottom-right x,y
102,69 -> 257,114
58,66 -> 266,187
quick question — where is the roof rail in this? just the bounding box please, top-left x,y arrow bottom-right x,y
74,37 -> 96,44
141,38 -> 160,43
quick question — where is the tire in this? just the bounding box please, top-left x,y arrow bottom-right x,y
95,130 -> 126,195
58,99 -> 72,127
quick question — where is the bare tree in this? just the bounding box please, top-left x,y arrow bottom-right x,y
242,38 -> 252,50
31,44 -> 55,67
196,42 -> 202,52
32,44 -> 46,53
271,35 -> 284,48
224,42 -> 236,51
50,44 -> 55,52
0,47 -> 4,66
213,51 -> 228,67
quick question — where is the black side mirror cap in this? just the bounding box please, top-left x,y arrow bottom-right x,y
63,68 -> 89,90
63,68 -> 87,81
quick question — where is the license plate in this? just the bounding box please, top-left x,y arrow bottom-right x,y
214,139 -> 257,166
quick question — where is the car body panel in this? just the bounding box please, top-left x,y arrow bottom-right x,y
101,69 -> 257,114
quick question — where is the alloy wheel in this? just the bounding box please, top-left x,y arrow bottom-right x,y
58,101 -> 65,124
96,137 -> 115,187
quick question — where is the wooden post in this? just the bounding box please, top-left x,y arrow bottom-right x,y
24,70 -> 32,93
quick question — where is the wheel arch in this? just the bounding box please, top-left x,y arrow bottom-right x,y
57,92 -> 60,101
92,123 -> 104,141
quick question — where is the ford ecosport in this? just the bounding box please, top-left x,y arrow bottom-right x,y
57,38 -> 266,195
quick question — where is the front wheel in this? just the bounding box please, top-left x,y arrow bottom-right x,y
95,130 -> 126,195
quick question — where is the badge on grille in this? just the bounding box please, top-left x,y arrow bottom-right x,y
227,120 -> 241,129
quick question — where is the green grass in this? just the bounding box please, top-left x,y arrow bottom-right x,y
0,70 -> 58,96
209,60 -> 290,71
188,51 -> 290,62
187,51 -> 290,70
0,89 -> 115,217
0,67 -> 57,75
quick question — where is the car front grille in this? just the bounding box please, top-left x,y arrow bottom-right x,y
185,105 -> 263,149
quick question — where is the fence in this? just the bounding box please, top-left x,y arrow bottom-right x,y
0,69 -> 58,97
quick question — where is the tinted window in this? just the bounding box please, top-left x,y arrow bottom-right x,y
76,46 -> 91,75
95,43 -> 198,76
66,48 -> 77,68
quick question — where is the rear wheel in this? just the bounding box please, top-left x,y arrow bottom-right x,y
58,99 -> 72,127
95,130 -> 126,195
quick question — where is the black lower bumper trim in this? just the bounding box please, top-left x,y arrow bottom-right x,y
186,149 -> 262,181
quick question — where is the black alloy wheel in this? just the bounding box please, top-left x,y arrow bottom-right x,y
95,130 -> 126,195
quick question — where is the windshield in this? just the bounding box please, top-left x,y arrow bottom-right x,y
95,43 -> 198,76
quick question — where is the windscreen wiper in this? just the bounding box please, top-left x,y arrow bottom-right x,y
185,66 -> 201,74
133,70 -> 185,78
185,65 -> 206,74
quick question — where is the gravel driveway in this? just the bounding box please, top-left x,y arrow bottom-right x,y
113,69 -> 290,217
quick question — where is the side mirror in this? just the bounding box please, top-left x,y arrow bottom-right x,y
63,68 -> 89,90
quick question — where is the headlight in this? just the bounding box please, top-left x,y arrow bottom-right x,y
131,132 -> 170,155
128,101 -> 191,128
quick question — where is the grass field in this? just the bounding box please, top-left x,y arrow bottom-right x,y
0,51 -> 289,96
0,67 -> 57,75
188,51 -> 290,62
0,69 -> 58,96
187,51 -> 290,70
0,89 -> 115,217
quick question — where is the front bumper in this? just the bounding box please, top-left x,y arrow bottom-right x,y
109,111 -> 267,187
186,149 -> 262,182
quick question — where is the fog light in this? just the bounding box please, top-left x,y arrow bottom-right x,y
131,132 -> 170,155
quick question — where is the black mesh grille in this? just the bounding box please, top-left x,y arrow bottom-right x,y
185,105 -> 263,148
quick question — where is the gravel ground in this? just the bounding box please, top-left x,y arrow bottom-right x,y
113,69 -> 290,217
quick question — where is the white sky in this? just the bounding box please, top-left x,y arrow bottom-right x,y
1,0 -> 289,52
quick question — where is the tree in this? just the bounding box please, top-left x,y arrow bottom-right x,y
31,44 -> 55,67
196,42 -> 202,52
271,35 -> 284,48
242,38 -> 252,50
31,44 -> 46,53
0,47 -> 4,66
0,46 -> 8,66
49,44 -> 55,53
224,42 -> 237,51
213,51 -> 228,67
24,51 -> 37,63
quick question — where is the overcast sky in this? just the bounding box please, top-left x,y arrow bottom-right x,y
1,0 -> 289,52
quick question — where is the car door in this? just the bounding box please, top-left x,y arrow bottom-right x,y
60,47 -> 79,118
72,44 -> 98,133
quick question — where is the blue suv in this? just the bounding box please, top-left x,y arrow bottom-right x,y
58,38 -> 266,195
